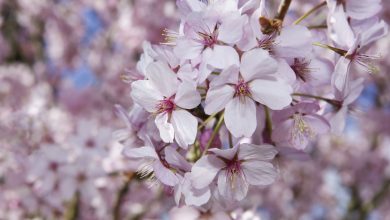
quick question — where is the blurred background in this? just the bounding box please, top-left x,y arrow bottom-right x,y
0,0 -> 389,219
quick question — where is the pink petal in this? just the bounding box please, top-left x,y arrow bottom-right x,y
191,155 -> 225,189
165,147 -> 192,172
238,143 -> 278,161
174,81 -> 201,109
203,45 -> 240,70
172,110 -> 198,148
204,85 -> 235,115
327,5 -> 355,48
217,169 -> 248,201
241,160 -> 277,186
218,13 -> 247,44
240,48 -> 277,82
209,145 -> 239,161
153,161 -> 179,186
346,0 -> 381,20
274,25 -> 312,58
130,80 -> 162,112
123,146 -> 158,159
174,38 -> 204,60
146,61 -> 179,97
331,56 -> 351,92
249,79 -> 292,110
155,113 -> 175,143
224,97 -> 257,138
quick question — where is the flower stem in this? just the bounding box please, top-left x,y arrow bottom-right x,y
113,174 -> 133,220
198,112 -> 218,130
292,93 -> 341,107
312,42 -> 347,56
293,1 -> 326,25
275,0 -> 292,21
262,106 -> 273,144
202,112 -> 224,156
65,191 -> 79,220
228,131 -> 233,148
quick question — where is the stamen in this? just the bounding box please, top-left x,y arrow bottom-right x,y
161,29 -> 179,46
291,114 -> 314,144
235,79 -> 251,97
354,53 -> 381,74
226,160 -> 241,190
257,32 -> 277,52
290,58 -> 313,82
156,97 -> 176,114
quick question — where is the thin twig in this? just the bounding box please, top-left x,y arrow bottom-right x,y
202,113 -> 224,155
293,1 -> 326,25
275,0 -> 292,21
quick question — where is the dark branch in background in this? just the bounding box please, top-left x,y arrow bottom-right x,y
275,0 -> 292,21
113,174 -> 133,220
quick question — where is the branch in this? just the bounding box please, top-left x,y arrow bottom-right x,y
275,0 -> 292,21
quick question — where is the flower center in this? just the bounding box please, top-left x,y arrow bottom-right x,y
291,114 -> 314,143
226,159 -> 242,189
235,80 -> 251,97
197,24 -> 219,48
156,97 -> 175,114
291,58 -> 312,82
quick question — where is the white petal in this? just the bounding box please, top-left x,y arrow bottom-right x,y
146,61 -> 179,97
155,113 -> 174,143
191,155 -> 225,189
218,13 -> 247,44
123,146 -> 158,159
274,25 -> 313,58
224,97 -> 257,138
153,161 -> 179,186
209,145 -> 239,161
249,79 -> 292,110
174,81 -> 201,109
331,56 -> 351,92
204,85 -> 235,115
172,110 -> 198,149
217,169 -> 248,201
240,48 -> 277,82
174,38 -> 204,60
241,160 -> 277,186
165,146 -> 192,172
131,80 -> 162,112
203,45 -> 240,70
209,65 -> 239,88
238,143 -> 278,161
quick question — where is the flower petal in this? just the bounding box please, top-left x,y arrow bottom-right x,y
331,56 -> 351,92
155,113 -> 174,143
172,110 -> 198,148
238,143 -> 278,161
217,169 -> 248,201
240,48 -> 277,82
131,80 -> 162,112
165,146 -> 192,172
204,85 -> 235,115
241,160 -> 277,186
146,61 -> 179,97
174,81 -> 201,109
123,146 -> 158,159
153,161 -> 179,186
218,13 -> 247,44
249,79 -> 292,110
191,155 -> 225,189
224,97 -> 257,138
274,25 -> 313,58
203,45 -> 240,70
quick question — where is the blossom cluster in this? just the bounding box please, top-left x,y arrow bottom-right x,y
124,0 -> 388,211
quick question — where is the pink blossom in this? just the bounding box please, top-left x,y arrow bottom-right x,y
191,143 -> 278,201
